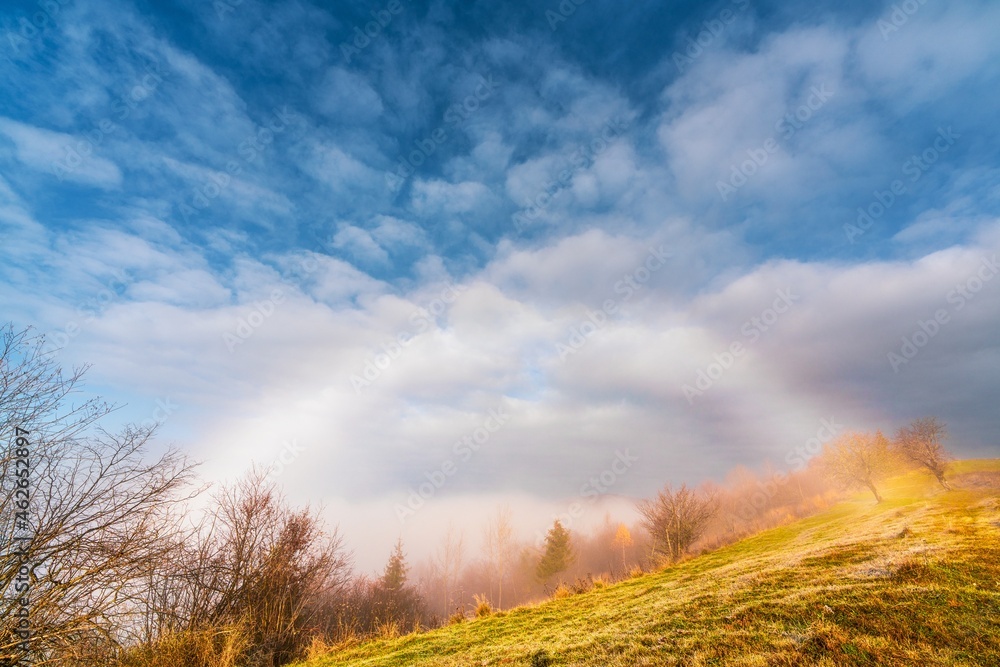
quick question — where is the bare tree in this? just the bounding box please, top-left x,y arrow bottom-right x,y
821,431 -> 895,503
483,505 -> 516,609
893,417 -> 951,490
0,325 -> 199,665
433,523 -> 464,616
637,484 -> 716,563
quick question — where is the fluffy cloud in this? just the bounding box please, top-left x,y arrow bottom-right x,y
1,0 -> 998,565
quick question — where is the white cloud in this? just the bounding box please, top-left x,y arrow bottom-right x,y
657,25 -> 864,205
1,0 -> 998,568
129,269 -> 231,307
331,224 -> 390,266
315,67 -> 384,122
411,179 -> 497,216
370,215 -> 429,250
306,143 -> 382,193
0,117 -> 123,188
304,253 -> 388,305
160,156 -> 294,223
856,1 -> 1000,111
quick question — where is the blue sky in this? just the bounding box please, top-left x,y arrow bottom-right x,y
1,0 -> 999,561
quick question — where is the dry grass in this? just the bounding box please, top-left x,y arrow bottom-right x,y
116,624 -> 250,667
551,584 -> 572,599
373,620 -> 400,640
473,594 -> 493,618
294,459 -> 1000,667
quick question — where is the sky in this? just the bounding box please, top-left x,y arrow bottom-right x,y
1,0 -> 999,566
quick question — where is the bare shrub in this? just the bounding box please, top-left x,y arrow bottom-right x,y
637,484 -> 717,563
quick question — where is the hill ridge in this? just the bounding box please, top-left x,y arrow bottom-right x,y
299,459 -> 1000,667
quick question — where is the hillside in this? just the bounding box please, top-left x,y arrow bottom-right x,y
297,460 -> 1000,667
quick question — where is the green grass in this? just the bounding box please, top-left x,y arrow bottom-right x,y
297,460 -> 1000,666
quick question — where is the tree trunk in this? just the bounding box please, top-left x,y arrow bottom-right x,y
865,481 -> 883,503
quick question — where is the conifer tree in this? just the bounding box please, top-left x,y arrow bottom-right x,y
376,538 -> 424,628
536,520 -> 574,583
381,537 -> 409,594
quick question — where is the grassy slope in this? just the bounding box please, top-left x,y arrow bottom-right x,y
300,460 -> 1000,666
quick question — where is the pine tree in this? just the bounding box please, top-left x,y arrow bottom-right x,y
381,537 -> 409,594
377,538 -> 424,628
536,520 -> 574,583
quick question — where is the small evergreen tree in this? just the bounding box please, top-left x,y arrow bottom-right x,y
381,538 -> 409,594
536,520 -> 574,583
375,538 -> 424,629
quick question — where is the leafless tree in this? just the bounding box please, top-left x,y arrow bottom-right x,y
637,484 -> 716,563
2,326 -> 354,666
821,430 -> 895,503
433,523 -> 465,616
483,504 -> 516,608
893,417 -> 951,490
0,325 -> 199,665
